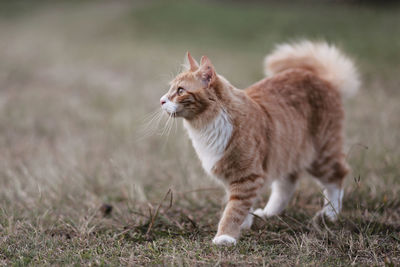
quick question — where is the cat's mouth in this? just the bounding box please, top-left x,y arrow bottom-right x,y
162,104 -> 184,117
165,111 -> 182,118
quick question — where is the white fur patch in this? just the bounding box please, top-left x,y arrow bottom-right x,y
253,208 -> 266,218
184,110 -> 233,175
254,179 -> 297,218
240,209 -> 254,230
322,183 -> 343,221
212,235 -> 237,246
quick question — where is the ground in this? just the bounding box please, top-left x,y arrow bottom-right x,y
0,0 -> 399,265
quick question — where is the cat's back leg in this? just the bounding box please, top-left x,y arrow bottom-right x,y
308,151 -> 349,221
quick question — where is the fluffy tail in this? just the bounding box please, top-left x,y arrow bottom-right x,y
264,41 -> 360,98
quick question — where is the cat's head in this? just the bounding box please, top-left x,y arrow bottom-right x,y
160,52 -> 220,120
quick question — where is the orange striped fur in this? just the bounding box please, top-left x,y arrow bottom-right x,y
160,41 -> 360,245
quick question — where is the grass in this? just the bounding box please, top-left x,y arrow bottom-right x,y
0,0 -> 399,265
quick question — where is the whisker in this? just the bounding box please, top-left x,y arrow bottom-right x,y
167,112 -> 176,138
145,111 -> 163,132
174,113 -> 178,133
143,109 -> 161,120
160,113 -> 172,136
144,112 -> 162,131
136,108 -> 165,141
161,112 -> 177,149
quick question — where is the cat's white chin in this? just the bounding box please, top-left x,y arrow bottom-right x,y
212,235 -> 237,246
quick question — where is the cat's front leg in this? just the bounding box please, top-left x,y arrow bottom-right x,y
212,176 -> 263,246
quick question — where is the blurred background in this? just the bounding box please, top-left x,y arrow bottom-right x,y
1,0 -> 399,265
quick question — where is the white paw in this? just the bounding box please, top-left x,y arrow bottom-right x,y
315,208 -> 338,222
253,208 -> 266,218
212,235 -> 237,246
322,207 -> 339,221
240,213 -> 254,230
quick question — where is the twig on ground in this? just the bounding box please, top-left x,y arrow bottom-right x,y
146,188 -> 173,236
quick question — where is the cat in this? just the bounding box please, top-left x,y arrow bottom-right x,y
159,41 -> 360,246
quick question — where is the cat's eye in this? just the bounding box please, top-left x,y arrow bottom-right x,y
177,87 -> 185,96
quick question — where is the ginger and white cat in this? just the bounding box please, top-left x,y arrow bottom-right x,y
160,41 -> 359,246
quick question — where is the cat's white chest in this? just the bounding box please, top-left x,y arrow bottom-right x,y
183,111 -> 233,175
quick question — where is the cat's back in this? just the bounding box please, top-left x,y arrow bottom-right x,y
245,68 -> 341,116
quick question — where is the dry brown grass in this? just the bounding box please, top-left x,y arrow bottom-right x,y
0,1 -> 399,265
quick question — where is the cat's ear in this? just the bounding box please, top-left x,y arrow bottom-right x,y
186,52 -> 199,71
198,56 -> 216,87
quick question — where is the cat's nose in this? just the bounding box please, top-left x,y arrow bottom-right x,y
160,95 -> 167,106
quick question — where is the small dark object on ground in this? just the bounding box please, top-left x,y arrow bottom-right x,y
100,203 -> 113,217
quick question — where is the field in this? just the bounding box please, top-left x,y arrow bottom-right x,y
0,0 -> 399,265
